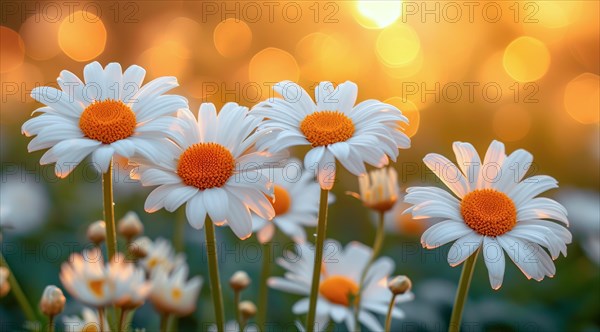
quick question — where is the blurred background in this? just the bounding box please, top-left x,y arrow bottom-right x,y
0,1 -> 598,331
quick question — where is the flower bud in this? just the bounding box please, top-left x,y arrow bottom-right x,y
0,267 -> 10,297
239,300 -> 257,319
40,285 -> 66,316
229,271 -> 251,291
388,275 -> 412,295
358,167 -> 399,212
87,220 -> 106,245
118,211 -> 144,240
129,236 -> 152,258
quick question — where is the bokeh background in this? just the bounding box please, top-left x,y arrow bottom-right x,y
1,1 -> 598,331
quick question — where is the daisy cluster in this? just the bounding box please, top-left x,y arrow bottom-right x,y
15,62 -> 571,332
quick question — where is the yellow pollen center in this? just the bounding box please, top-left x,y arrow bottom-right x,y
88,279 -> 104,298
177,143 -> 235,190
82,324 -> 99,332
460,189 -> 517,237
172,287 -> 182,300
319,275 -> 359,306
267,185 -> 292,215
300,111 -> 355,147
79,99 -> 136,144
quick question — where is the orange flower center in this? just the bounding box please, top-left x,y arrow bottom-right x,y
172,287 -> 182,301
177,143 -> 235,190
79,99 -> 136,144
82,324 -> 99,332
319,275 -> 359,306
460,189 -> 517,237
88,279 -> 104,298
267,185 -> 292,215
300,111 -> 355,147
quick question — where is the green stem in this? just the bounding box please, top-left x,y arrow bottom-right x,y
159,313 -> 169,332
256,242 -> 271,330
0,251 -> 37,322
102,159 -> 118,259
448,249 -> 480,332
98,308 -> 105,332
306,189 -> 330,332
47,315 -> 54,332
354,211 -> 386,330
384,294 -> 397,332
205,217 -> 225,332
119,308 -> 128,331
166,314 -> 178,332
234,290 -> 242,330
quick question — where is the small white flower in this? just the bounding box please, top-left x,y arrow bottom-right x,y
60,248 -> 113,307
252,159 -> 325,244
135,103 -> 286,239
138,237 -> 185,275
268,240 -> 412,331
22,61 -> 187,177
404,140 -> 572,289
111,258 -> 152,309
150,264 -> 202,316
252,80 -> 410,189
62,307 -> 109,332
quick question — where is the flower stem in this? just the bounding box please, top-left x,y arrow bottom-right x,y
47,315 -> 54,332
234,290 -> 242,330
159,313 -> 169,332
448,249 -> 480,332
306,189 -> 330,332
98,308 -> 105,332
354,211 -> 386,330
256,241 -> 271,330
102,159 -> 118,259
384,294 -> 397,332
119,308 -> 128,331
0,251 -> 37,322
205,217 -> 225,332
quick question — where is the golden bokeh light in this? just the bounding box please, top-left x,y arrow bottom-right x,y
214,18 -> 253,58
138,41 -> 189,78
249,47 -> 299,85
503,36 -> 550,82
0,26 -> 25,73
355,0 -> 402,29
19,16 -> 61,61
381,50 -> 423,79
493,105 -> 532,142
376,23 -> 420,67
385,97 -> 420,138
563,73 -> 600,124
58,10 -> 106,62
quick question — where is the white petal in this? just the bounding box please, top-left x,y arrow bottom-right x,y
185,193 -> 206,229
448,232 -> 483,267
198,103 -> 217,142
452,142 -> 481,191
164,186 -> 198,212
479,140 -> 506,188
91,146 -> 115,174
482,237 -> 506,289
226,195 -> 253,239
423,153 -> 468,198
421,220 -> 473,249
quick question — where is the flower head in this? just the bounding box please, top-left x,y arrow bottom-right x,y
40,285 -> 66,316
135,102 -> 286,239
251,81 -> 410,189
117,211 -> 144,240
110,257 -> 152,309
138,238 -> 185,275
269,240 -> 412,331
357,167 -> 399,212
150,264 -> 202,316
62,307 -> 108,332
404,140 -> 572,289
22,61 -> 187,177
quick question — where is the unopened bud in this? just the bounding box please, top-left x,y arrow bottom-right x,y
239,300 -> 257,319
87,221 -> 106,245
0,267 -> 10,297
129,236 -> 152,258
388,275 -> 412,295
118,211 -> 144,240
229,271 -> 251,291
40,285 -> 66,316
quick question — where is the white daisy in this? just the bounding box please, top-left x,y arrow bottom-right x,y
135,103 -> 285,239
22,61 -> 187,177
251,81 -> 410,189
111,257 -> 152,309
251,158 -> 325,244
138,237 -> 185,275
60,248 -> 113,307
268,240 -> 412,331
150,264 -> 202,316
404,140 -> 572,289
62,307 -> 109,332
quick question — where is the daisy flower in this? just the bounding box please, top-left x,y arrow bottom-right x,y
62,307 -> 109,332
268,240 -> 412,331
138,237 -> 185,275
251,81 -> 410,189
150,264 -> 202,316
135,103 -> 285,239
22,61 -> 187,177
60,248 -> 113,307
111,258 -> 152,309
252,159 -> 327,244
404,140 -> 572,289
